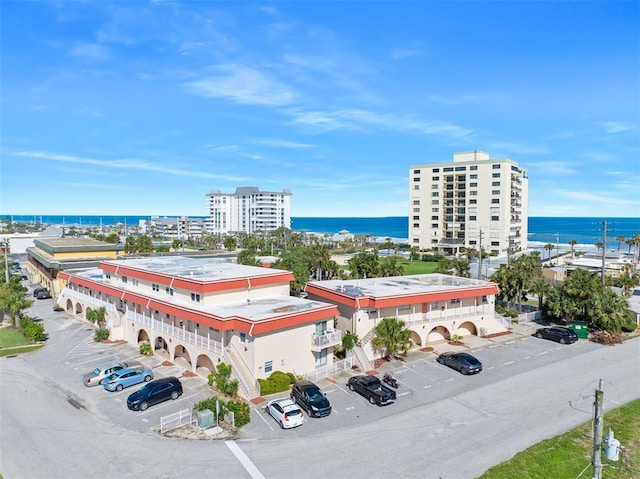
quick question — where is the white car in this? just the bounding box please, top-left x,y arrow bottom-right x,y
82,361 -> 128,387
266,398 -> 304,429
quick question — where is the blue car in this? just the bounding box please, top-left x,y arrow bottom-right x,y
103,367 -> 154,392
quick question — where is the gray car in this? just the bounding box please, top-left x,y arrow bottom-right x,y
83,362 -> 128,387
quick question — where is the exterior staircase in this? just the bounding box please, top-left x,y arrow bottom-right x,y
224,346 -> 260,399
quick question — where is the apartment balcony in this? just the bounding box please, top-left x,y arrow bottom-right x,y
311,329 -> 342,351
127,311 -> 224,355
404,305 -> 492,327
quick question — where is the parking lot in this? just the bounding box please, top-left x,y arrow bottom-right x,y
244,334 -> 602,438
20,291 -> 214,434
19,276 -> 604,439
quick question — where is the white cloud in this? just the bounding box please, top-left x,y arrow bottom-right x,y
390,48 -> 420,60
252,139 -> 315,149
185,63 -> 298,106
529,161 -> 577,175
69,43 -> 110,63
11,150 -> 248,182
598,121 -> 636,134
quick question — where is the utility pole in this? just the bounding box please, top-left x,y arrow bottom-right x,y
556,233 -> 560,266
478,229 -> 483,280
601,221 -> 607,284
592,379 -> 604,479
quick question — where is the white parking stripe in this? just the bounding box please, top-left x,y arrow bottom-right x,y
226,441 -> 266,479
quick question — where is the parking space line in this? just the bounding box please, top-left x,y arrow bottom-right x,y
253,408 -> 274,430
487,344 -> 500,349
503,361 -> 515,366
538,351 -> 548,355
226,441 -> 266,479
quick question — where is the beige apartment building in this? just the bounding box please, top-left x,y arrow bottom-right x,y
57,257 -> 341,399
409,150 -> 528,256
304,274 -> 507,369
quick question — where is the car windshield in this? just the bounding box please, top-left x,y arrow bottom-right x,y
286,409 -> 302,416
105,373 -> 118,381
138,384 -> 151,394
93,368 -> 102,375
307,390 -> 324,401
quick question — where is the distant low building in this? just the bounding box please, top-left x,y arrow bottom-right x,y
25,237 -> 119,297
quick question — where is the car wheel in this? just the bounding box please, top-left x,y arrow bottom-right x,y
98,379 -> 103,385
290,395 -> 296,403
437,357 -> 443,364
461,367 -> 469,375
369,395 -> 376,405
140,402 -> 149,411
144,375 -> 152,382
348,383 -> 355,391
535,332 -> 543,339
170,391 -> 179,400
279,420 -> 285,429
560,338 -> 567,344
116,384 -> 123,392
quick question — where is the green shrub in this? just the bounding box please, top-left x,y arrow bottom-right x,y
495,304 -> 505,314
506,309 -> 519,318
257,371 -> 292,395
19,317 -> 46,342
448,333 -> 463,344
93,328 -> 110,342
286,372 -> 296,384
139,341 -> 153,355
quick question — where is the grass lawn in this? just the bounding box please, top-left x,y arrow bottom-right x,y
479,398 -> 640,479
0,326 -> 44,357
0,326 -> 29,348
397,259 -> 438,275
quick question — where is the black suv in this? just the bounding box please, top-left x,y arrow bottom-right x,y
290,380 -> 331,417
33,287 -> 48,297
535,326 -> 578,344
127,377 -> 183,411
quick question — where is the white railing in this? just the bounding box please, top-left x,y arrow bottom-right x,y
312,329 -> 342,347
228,342 -> 260,398
126,311 -> 223,355
62,288 -> 120,327
159,408 -> 193,434
304,356 -> 354,381
405,305 -> 492,326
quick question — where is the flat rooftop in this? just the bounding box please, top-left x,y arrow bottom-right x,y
307,273 -> 493,298
101,256 -> 286,282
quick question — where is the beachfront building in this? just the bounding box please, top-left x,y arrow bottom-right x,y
409,150 -> 528,256
304,274 -> 507,368
57,257 -> 342,399
206,186 -> 292,235
25,237 -> 119,298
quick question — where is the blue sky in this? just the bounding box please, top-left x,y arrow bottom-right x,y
1,1 -> 639,218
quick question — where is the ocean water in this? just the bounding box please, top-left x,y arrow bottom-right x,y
3,215 -> 639,249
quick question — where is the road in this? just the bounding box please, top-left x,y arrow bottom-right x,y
1,295 -> 639,479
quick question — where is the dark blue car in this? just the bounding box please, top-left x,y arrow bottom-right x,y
437,352 -> 483,375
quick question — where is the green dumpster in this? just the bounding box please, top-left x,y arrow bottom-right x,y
568,321 -> 589,339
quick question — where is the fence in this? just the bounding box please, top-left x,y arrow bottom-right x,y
304,356 -> 354,382
159,408 -> 193,434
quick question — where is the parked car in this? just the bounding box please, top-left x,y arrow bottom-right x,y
127,377 -> 183,411
103,367 -> 154,392
290,380 -> 332,417
83,361 -> 128,387
34,289 -> 52,299
535,326 -> 578,344
33,287 -> 48,297
436,352 -> 483,375
347,375 -> 396,405
266,398 -> 305,429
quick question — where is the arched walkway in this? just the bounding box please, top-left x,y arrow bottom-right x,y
74,303 -> 83,316
428,325 -> 450,342
195,354 -> 215,378
173,343 -> 193,371
65,298 -> 73,313
457,321 -> 477,336
409,330 -> 422,347
137,329 -> 150,343
154,336 -> 169,359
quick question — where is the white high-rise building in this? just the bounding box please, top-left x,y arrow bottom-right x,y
206,187 -> 292,235
409,151 -> 528,255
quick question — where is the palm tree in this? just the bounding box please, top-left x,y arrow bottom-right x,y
528,278 -> 550,311
615,235 -> 626,251
568,239 -> 577,259
595,241 -> 604,252
87,306 -> 107,329
544,243 -> 554,260
370,317 -> 413,358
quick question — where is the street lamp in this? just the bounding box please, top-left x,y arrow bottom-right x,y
3,238 -> 9,283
